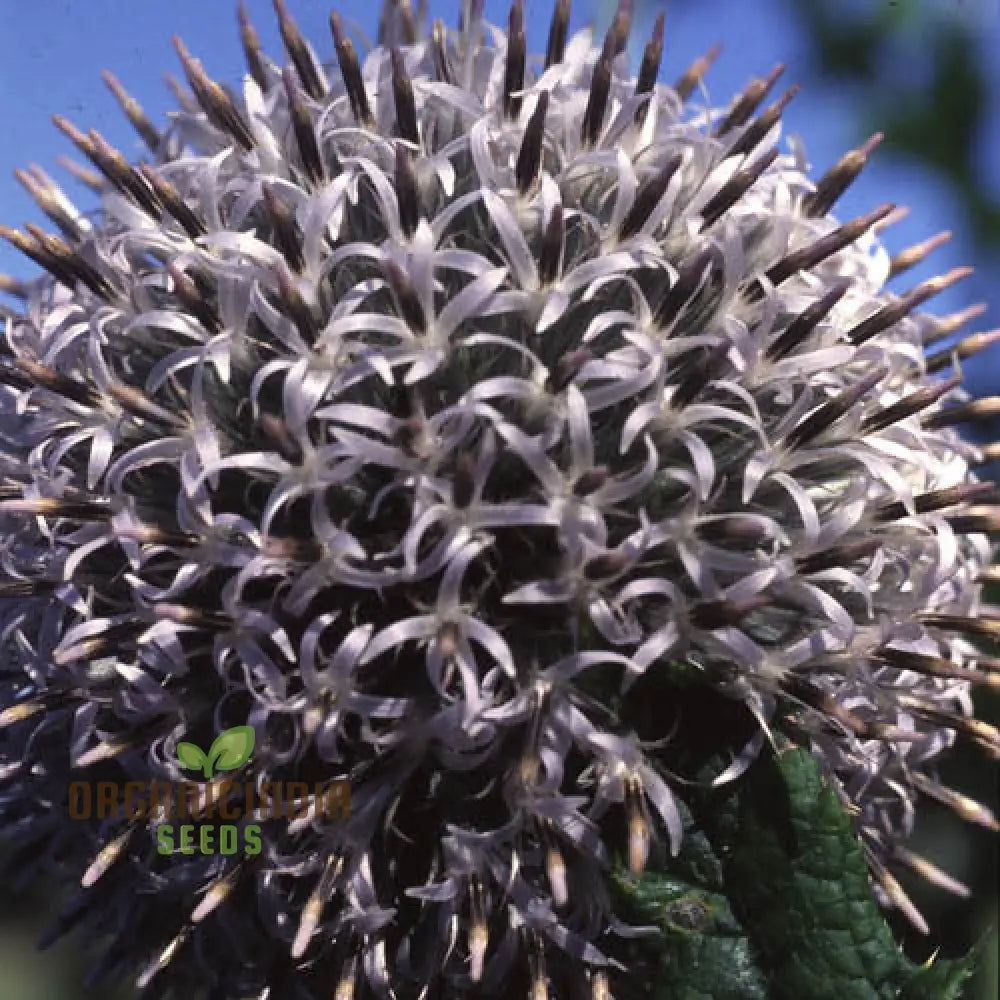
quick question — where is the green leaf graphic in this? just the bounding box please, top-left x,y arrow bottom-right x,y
205,725 -> 255,778
175,741 -> 207,773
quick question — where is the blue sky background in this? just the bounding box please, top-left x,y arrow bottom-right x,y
1,0 -> 998,377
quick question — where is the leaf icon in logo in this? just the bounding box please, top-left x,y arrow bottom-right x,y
205,726 -> 255,778
176,741 -> 208,774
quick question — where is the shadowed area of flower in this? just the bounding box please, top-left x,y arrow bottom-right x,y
0,0 -> 997,997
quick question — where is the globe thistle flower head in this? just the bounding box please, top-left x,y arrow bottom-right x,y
1,0 -> 998,997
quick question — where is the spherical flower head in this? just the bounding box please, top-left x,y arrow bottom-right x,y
1,1 -> 997,997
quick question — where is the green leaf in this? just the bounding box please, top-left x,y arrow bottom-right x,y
609,745 -> 979,1000
206,725 -> 255,777
612,871 -> 770,1000
175,741 -> 206,772
899,950 -> 977,1000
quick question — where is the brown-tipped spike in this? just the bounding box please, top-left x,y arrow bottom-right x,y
973,442 -> 1000,466
795,538 -> 880,575
173,37 -> 256,151
861,373 -> 961,435
276,262 -> 319,345
273,0 -> 326,100
803,133 -> 883,218
0,274 -> 28,299
0,225 -> 72,287
583,549 -> 631,582
380,0 -> 417,46
452,453 -> 478,509
391,49 -> 420,145
81,828 -> 134,889
25,224 -> 114,300
971,654 -> 1000,676
874,204 -> 910,234
925,328 -> 1000,375
410,0 -> 425,41
654,246 -> 720,329
573,465 -> 610,497
537,204 -> 564,287
714,64 -> 785,137
136,928 -> 190,991
503,1 -> 526,120
261,183 -> 305,273
238,3 -> 269,90
910,773 -> 1000,831
758,203 -> 895,294
785,365 -> 888,450
87,129 -> 161,216
892,846 -> 970,898
102,70 -> 161,152
889,230 -> 952,280
581,34 -> 613,147
331,13 -> 374,126
874,481 -> 996,522
137,165 -> 205,240
606,0 -> 632,57
784,675 -> 909,742
691,595 -> 771,629
871,863 -> 930,936
873,648 -> 999,689
431,20 -> 454,84
619,153 -> 683,241
694,515 -> 775,547
166,261 -> 222,334
924,396 -> 1000,430
977,566 -> 1000,584
766,280 -> 851,361
674,44 -> 721,101
670,342 -> 731,409
544,0 -> 571,70
922,302 -> 989,346
727,85 -> 799,159
258,413 -> 305,465
848,266 -> 973,346
108,382 -> 187,430
626,787 -> 650,875
944,509 -> 1000,536
546,347 -> 593,394
57,155 -> 103,191
0,580 -> 57,599
0,699 -> 46,730
635,13 -> 665,101
395,145 -> 421,238
382,258 -> 427,333
191,870 -> 239,924
0,497 -> 114,521
283,67 -> 325,185
52,114 -> 97,161
377,0 -> 393,46
163,72 -> 198,114
700,148 -> 780,231
11,223 -> 105,297
10,358 -> 99,407
14,166 -> 84,241
918,612 -> 1000,642
515,92 -> 549,196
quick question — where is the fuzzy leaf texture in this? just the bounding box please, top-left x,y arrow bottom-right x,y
612,747 -> 978,1000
